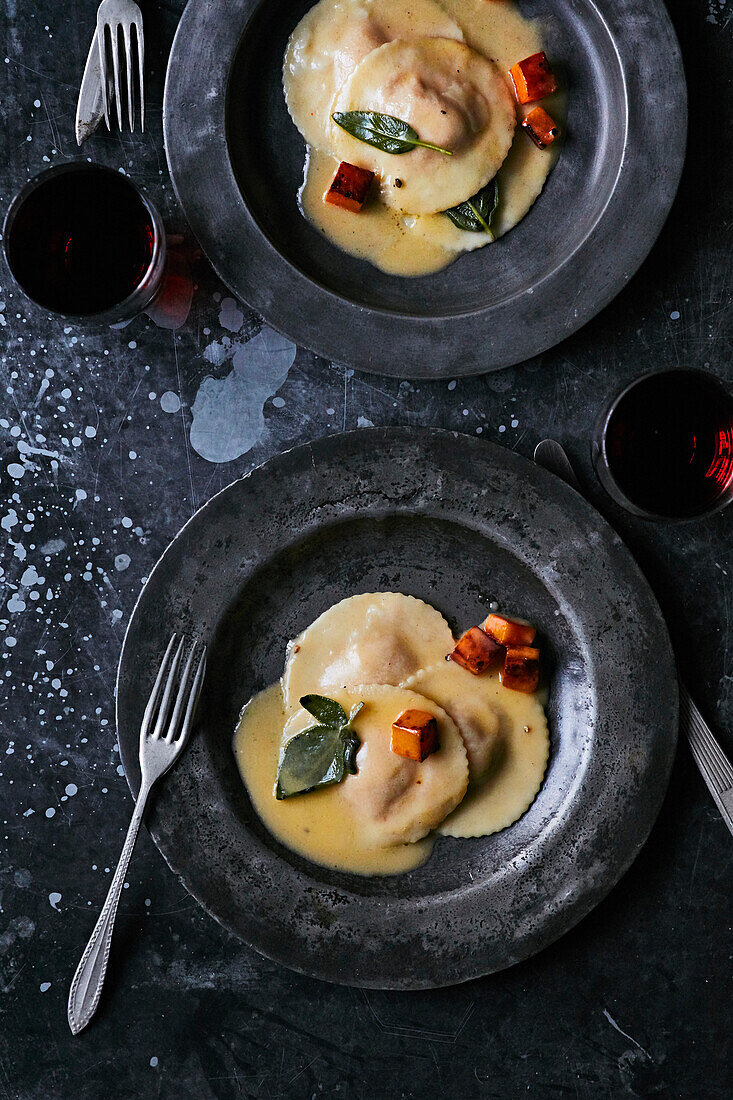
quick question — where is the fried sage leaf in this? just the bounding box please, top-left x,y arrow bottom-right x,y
332,111 -> 453,157
276,695 -> 363,799
300,694 -> 350,728
444,180 -> 498,238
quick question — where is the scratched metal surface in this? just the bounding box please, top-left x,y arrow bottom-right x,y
0,1 -> 730,1098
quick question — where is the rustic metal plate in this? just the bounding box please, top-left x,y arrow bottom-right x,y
163,0 -> 686,377
117,429 -> 677,987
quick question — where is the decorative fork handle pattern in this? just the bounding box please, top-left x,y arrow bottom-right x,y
68,779 -> 151,1034
679,683 -> 733,837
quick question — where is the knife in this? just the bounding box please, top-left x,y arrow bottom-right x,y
75,27 -> 106,146
533,438 -> 583,493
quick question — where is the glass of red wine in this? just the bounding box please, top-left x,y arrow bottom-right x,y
3,163 -> 166,324
593,368 -> 733,521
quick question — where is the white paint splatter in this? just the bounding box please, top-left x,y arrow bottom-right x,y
7,463 -> 25,479
218,297 -> 245,333
150,1056 -> 159,1068
39,538 -> 66,555
65,784 -> 78,797
115,554 -> 131,571
190,327 -> 296,463
48,891 -> 62,910
39,982 -> 51,992
603,1009 -> 653,1060
21,565 -> 41,587
357,416 -> 375,428
160,391 -> 181,414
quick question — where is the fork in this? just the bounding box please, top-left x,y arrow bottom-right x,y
679,683 -> 733,836
67,634 -> 206,1035
96,0 -> 145,133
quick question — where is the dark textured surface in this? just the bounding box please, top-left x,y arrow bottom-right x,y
165,0 -> 686,376
0,0 -> 730,1097
117,430 -> 677,986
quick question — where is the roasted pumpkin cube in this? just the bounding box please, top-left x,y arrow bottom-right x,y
522,106 -> 561,149
324,161 -> 374,212
509,52 -> 558,104
482,614 -> 536,647
501,646 -> 540,693
391,709 -> 439,762
449,626 -> 504,675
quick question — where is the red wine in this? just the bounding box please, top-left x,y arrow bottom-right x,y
6,165 -> 156,315
602,370 -> 733,518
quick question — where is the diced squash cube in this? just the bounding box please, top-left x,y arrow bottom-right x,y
483,614 -> 536,647
509,52 -> 558,104
501,646 -> 540,693
449,626 -> 504,675
324,161 -> 374,212
391,709 -> 439,762
522,106 -> 561,149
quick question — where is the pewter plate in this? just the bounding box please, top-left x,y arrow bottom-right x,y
116,429 -> 677,988
163,0 -> 686,378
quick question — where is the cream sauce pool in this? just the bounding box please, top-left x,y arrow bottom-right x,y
233,683 -> 437,874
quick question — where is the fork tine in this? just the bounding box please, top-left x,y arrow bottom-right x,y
175,648 -> 206,749
689,724 -> 731,791
123,23 -> 134,132
151,637 -> 185,739
681,688 -> 733,792
111,22 -> 124,131
139,633 -> 177,741
164,642 -> 197,743
97,22 -> 111,129
134,16 -> 145,132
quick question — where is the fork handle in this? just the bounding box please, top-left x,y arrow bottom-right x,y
68,779 -> 151,1034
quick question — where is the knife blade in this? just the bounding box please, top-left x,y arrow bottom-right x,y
75,27 -> 106,147
533,439 -> 582,492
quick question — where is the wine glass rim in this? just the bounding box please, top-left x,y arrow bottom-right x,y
594,366 -> 733,523
1,161 -> 165,320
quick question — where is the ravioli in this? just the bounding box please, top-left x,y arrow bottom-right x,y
283,0 -> 464,150
283,684 -> 469,846
402,660 -> 501,780
330,37 -> 516,214
283,592 -> 454,711
283,0 -> 562,276
408,126 -> 557,248
234,588 -> 552,876
403,663 -> 549,838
